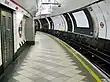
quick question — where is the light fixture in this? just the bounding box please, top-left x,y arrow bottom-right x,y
35,0 -> 61,17
42,2 -> 61,7
41,0 -> 61,7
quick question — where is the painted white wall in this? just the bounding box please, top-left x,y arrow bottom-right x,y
14,12 -> 27,53
88,6 -> 99,38
21,18 -> 26,44
14,12 -> 23,53
97,1 -> 110,40
38,19 -> 42,29
51,15 -> 66,31
91,3 -> 107,39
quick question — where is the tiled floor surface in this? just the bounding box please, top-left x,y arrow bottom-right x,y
4,32 -> 96,82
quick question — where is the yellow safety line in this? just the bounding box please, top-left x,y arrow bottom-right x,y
48,34 -> 102,82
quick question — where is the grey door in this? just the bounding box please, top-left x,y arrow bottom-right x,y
1,9 -> 14,68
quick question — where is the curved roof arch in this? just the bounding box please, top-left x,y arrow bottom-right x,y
13,0 -> 102,17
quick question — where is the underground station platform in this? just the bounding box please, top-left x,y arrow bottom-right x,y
1,32 -> 109,82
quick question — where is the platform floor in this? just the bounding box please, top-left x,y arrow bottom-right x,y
2,32 -> 99,82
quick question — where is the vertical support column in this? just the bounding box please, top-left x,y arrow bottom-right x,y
25,18 -> 35,45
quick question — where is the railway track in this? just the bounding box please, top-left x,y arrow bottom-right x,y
42,30 -> 110,78
60,35 -> 110,78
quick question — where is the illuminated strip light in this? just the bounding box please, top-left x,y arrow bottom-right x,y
42,3 -> 59,5
67,13 -> 74,32
9,0 -> 33,17
38,19 -> 42,29
60,15 -> 68,31
46,18 -> 51,29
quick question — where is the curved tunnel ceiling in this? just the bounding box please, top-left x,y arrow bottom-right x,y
13,0 -> 37,15
13,0 -> 102,17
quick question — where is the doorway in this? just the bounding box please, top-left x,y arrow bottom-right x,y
0,7 -> 14,68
